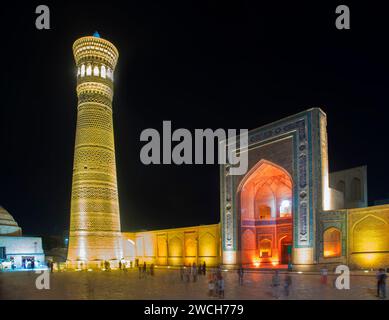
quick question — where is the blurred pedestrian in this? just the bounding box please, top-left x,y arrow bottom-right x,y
377,268 -> 387,299
284,274 -> 292,297
185,267 -> 191,282
138,265 -> 142,279
214,273 -> 220,296
208,279 -> 215,297
192,263 -> 197,282
238,266 -> 244,285
320,266 -> 328,285
218,276 -> 225,298
180,265 -> 184,281
271,270 -> 281,299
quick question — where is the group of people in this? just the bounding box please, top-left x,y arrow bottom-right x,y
21,258 -> 35,269
138,262 -> 155,278
271,270 -> 292,298
180,262 -> 207,282
207,267 -> 225,298
118,259 -> 132,271
54,256 -> 389,300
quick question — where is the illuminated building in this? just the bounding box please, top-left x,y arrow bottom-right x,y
119,109 -> 389,271
65,35 -> 389,271
220,108 -> 389,270
0,206 -> 45,268
67,33 -> 122,268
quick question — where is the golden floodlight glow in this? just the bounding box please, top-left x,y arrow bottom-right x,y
253,257 -> 260,267
67,34 -> 123,268
223,251 -> 236,265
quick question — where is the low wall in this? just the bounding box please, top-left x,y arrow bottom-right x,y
122,224 -> 221,267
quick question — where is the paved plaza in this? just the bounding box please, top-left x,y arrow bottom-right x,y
0,268 -> 386,300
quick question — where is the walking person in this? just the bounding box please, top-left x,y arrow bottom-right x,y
143,262 -> 147,277
284,274 -> 292,297
186,267 -> 191,283
192,263 -> 197,282
138,265 -> 142,279
214,273 -> 220,297
271,270 -> 281,299
377,268 -> 387,299
202,261 -> 206,275
119,260 -> 122,270
320,266 -> 328,285
180,265 -> 184,281
207,268 -> 213,282
218,275 -> 225,299
208,279 -> 215,297
238,266 -> 244,285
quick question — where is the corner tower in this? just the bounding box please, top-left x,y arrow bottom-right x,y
67,33 -> 122,268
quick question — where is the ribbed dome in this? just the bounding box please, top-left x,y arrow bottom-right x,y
0,206 -> 19,227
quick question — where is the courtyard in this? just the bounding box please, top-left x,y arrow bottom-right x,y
0,268 -> 385,300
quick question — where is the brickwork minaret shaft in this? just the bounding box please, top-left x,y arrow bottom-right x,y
67,34 -> 122,267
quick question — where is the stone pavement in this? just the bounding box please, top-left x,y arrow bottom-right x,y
0,268 -> 386,300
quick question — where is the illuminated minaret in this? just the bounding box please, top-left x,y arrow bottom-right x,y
67,32 -> 122,268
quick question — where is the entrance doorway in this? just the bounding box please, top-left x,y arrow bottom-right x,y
239,160 -> 293,268
22,256 -> 35,269
280,237 -> 292,265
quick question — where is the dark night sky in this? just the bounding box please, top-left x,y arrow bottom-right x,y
1,2 -> 389,236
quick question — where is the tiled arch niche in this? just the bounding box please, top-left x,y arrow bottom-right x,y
220,108 -> 329,268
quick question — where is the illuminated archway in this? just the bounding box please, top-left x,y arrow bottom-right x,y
352,215 -> 389,253
239,160 -> 293,267
259,239 -> 272,258
323,227 -> 342,258
279,235 -> 293,264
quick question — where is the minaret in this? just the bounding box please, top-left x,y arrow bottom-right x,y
67,33 -> 122,268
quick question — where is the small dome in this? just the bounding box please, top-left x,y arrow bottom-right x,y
93,31 -> 101,38
0,206 -> 19,227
